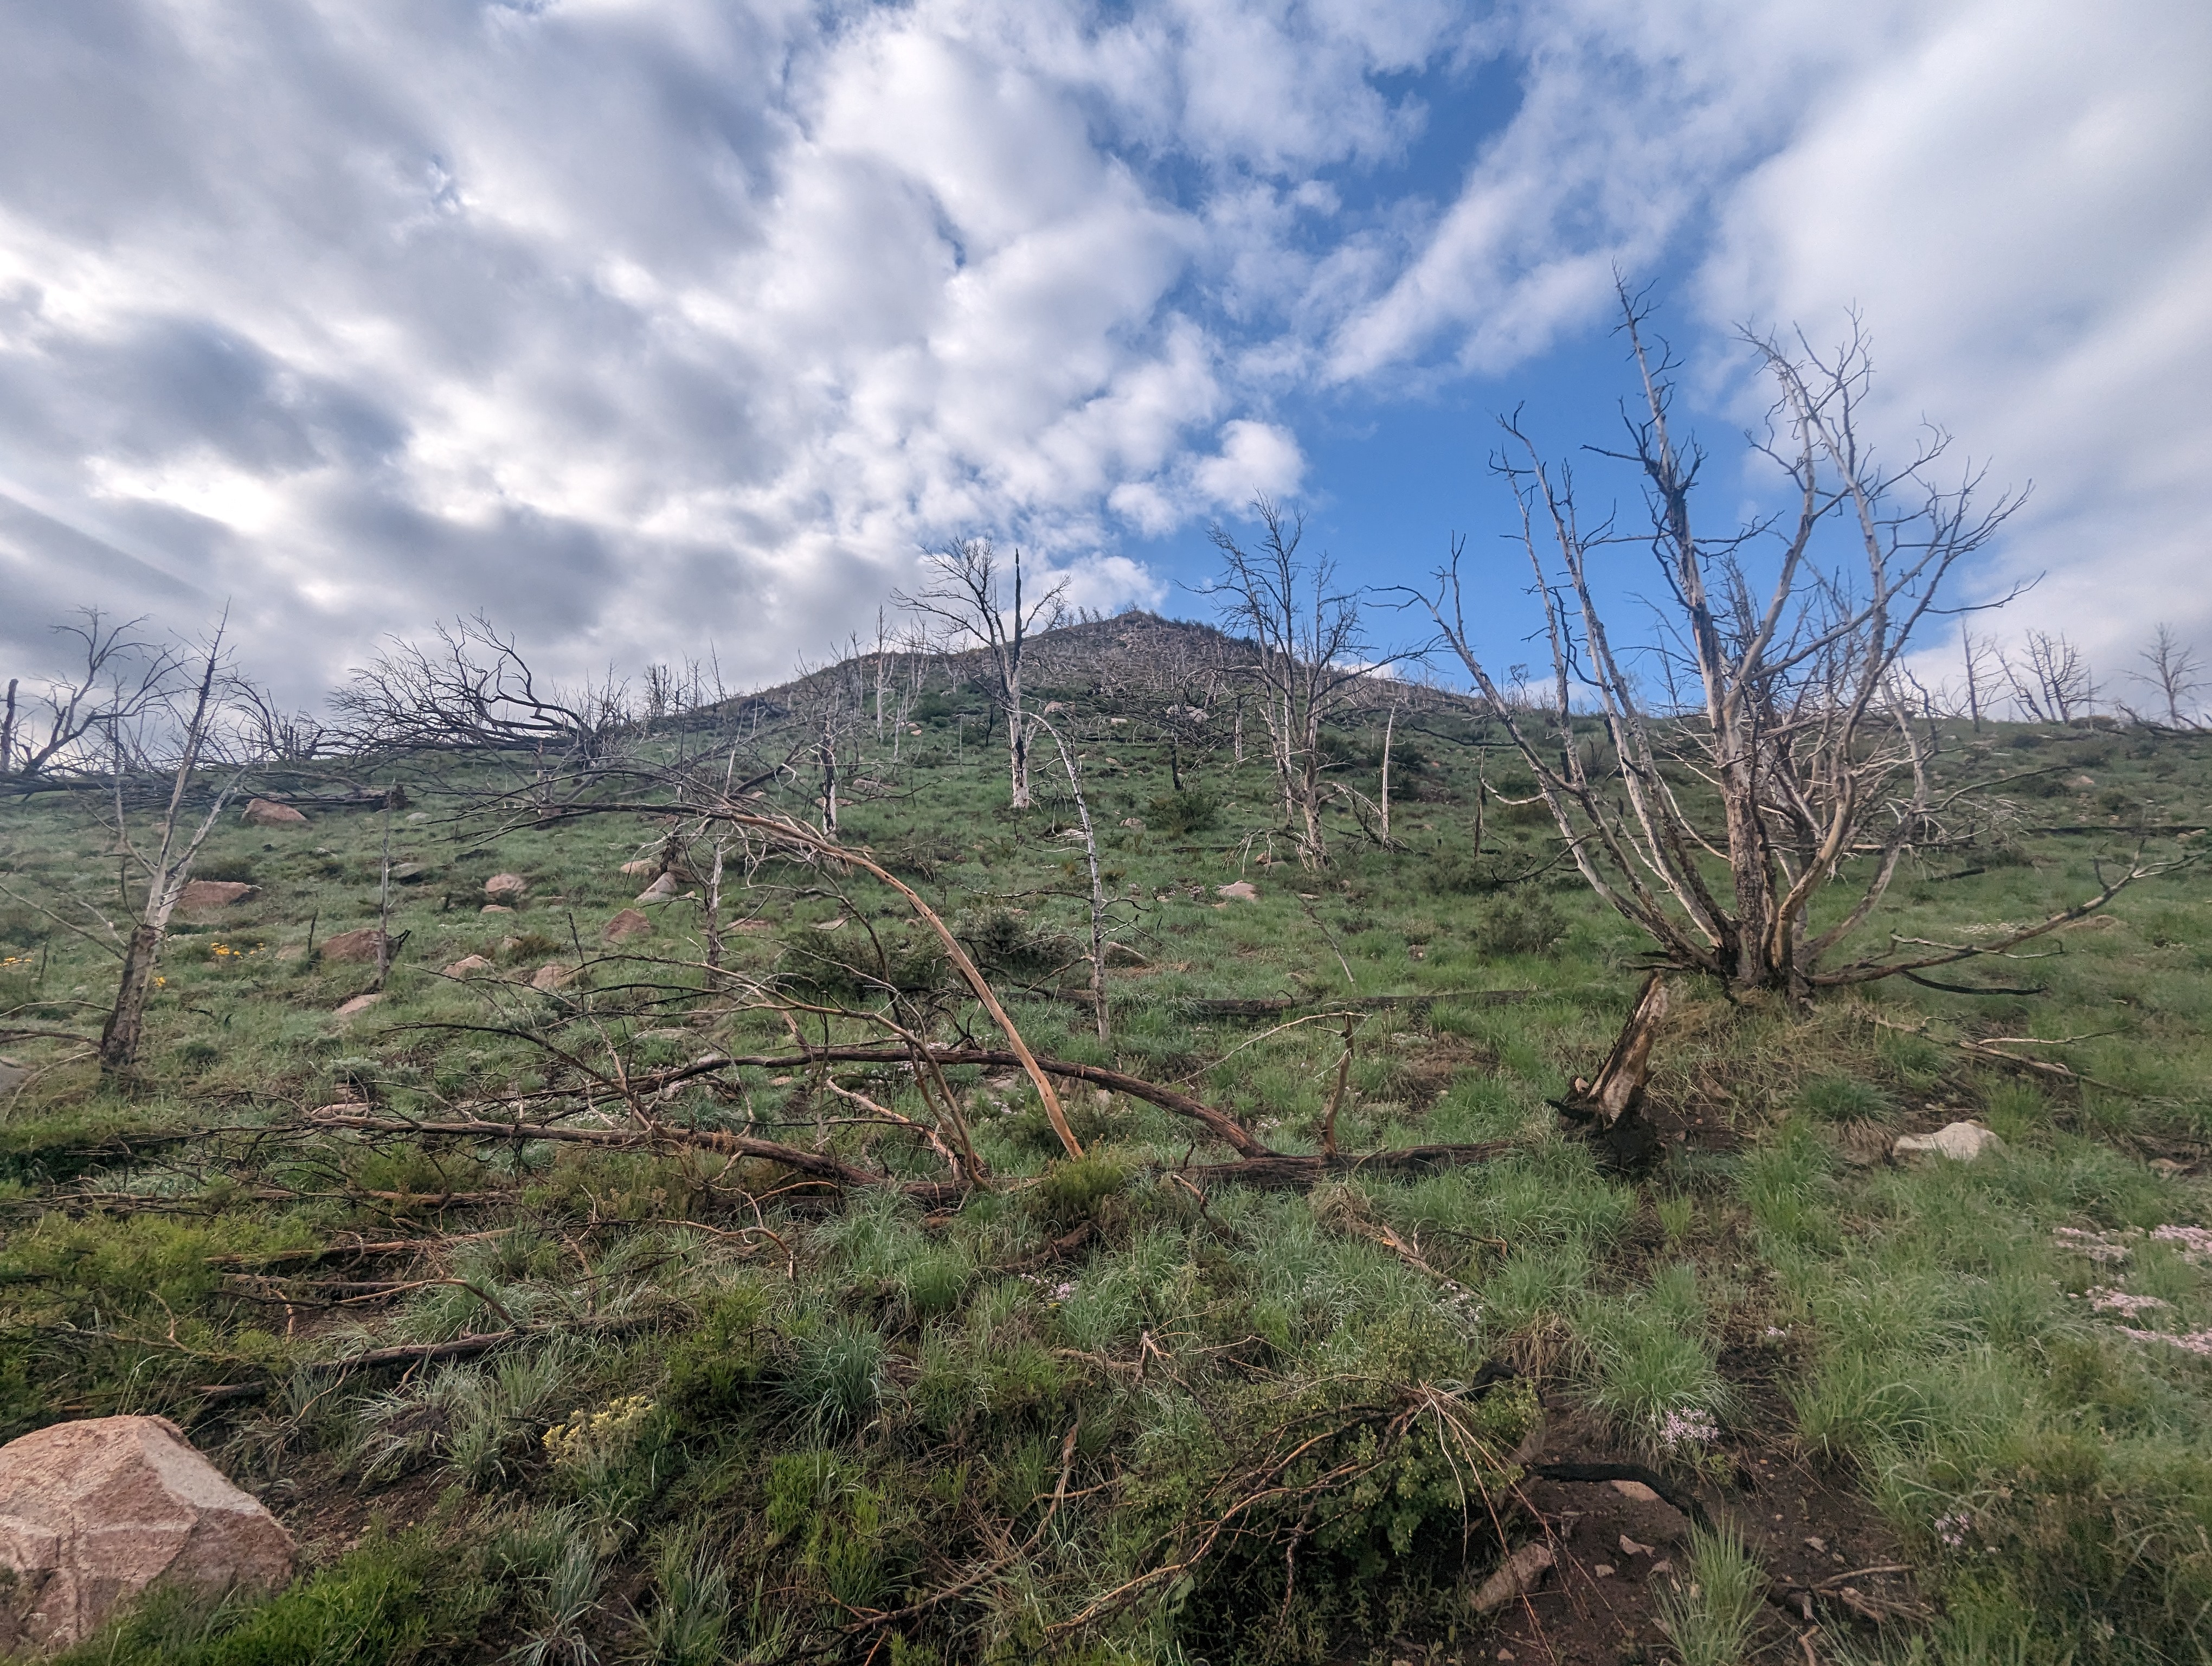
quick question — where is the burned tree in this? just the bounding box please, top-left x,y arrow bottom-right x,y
1206,499 -> 1374,868
895,540 -> 1066,810
1410,290 -> 2147,996
1,611 -> 183,784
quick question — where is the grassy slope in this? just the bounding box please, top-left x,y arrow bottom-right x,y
0,700 -> 2208,1665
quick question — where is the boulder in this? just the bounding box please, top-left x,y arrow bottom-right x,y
636,873 -> 681,902
317,927 -> 387,964
176,880 -> 255,914
0,1415 -> 295,1653
529,963 -> 576,993
240,799 -> 306,828
441,955 -> 494,977
603,909 -> 651,943
334,992 -> 383,1018
1215,881 -> 1259,902
1893,1120 -> 2005,1163
484,874 -> 527,900
619,858 -> 661,877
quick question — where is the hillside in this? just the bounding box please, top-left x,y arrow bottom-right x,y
0,680 -> 2208,1666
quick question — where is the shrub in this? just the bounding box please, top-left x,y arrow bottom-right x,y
1143,789 -> 1219,835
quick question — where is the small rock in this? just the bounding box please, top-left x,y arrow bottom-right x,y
390,862 -> 430,883
812,917 -> 846,931
619,858 -> 661,877
481,903 -> 514,914
1893,1120 -> 2005,1162
176,879 -> 255,913
240,798 -> 307,826
1216,880 -> 1259,902
1649,1559 -> 1672,1577
1593,1563 -> 1616,1578
637,873 -> 681,902
335,992 -> 382,1017
317,927 -> 388,964
603,908 -> 651,942
1610,1479 -> 1662,1503
1470,1542 -> 1554,1613
442,955 -> 494,977
0,1415 -> 295,1652
1620,1534 -> 1652,1556
1121,817 -> 1146,830
529,963 -> 575,992
1804,1535 -> 1828,1553
406,811 -> 431,822
484,873 -> 527,900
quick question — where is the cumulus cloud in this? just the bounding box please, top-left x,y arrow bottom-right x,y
0,0 -> 2202,704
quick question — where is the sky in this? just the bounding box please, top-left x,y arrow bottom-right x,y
1,0 -> 2207,709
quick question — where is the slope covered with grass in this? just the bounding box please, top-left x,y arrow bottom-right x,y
2,691 -> 2208,1665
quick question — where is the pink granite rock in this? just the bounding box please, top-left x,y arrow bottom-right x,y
0,1415 -> 295,1652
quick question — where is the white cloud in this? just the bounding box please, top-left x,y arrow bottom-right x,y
0,0 -> 2203,707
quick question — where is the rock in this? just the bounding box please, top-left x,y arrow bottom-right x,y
390,863 -> 430,884
603,908 -> 651,942
334,992 -> 382,1017
317,927 -> 388,964
484,873 -> 527,900
0,1415 -> 295,1653
481,904 -> 514,914
240,798 -> 306,827
1893,1120 -> 2005,1163
1216,881 -> 1259,902
1121,817 -> 1146,830
1619,1534 -> 1652,1556
529,963 -> 575,992
812,917 -> 846,932
619,858 -> 661,877
1610,1479 -> 1662,1503
406,811 -> 432,823
176,880 -> 255,913
1042,701 -> 1068,714
441,955 -> 494,977
1469,1542 -> 1554,1613
636,873 -> 680,902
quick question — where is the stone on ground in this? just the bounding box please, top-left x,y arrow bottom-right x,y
240,798 -> 306,827
636,873 -> 680,901
484,873 -> 527,900
619,858 -> 661,877
0,1414 -> 295,1653
1216,880 -> 1259,902
530,963 -> 575,992
1470,1542 -> 1554,1613
335,992 -> 383,1017
603,908 -> 651,941
176,880 -> 255,914
1893,1120 -> 2005,1162
481,904 -> 514,914
442,954 -> 494,977
317,927 -> 387,964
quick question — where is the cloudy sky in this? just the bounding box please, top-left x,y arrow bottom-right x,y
2,0 -> 2206,706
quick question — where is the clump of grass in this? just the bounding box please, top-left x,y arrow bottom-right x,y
1797,1074 -> 1898,1124
1654,1523 -> 1767,1666
1575,1263 -> 1731,1464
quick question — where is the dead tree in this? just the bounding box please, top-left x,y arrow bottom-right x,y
895,540 -> 1067,809
1032,714 -> 1111,1041
1409,290 -> 2145,996
2006,630 -> 2095,723
1,611 -> 183,783
97,626 -> 260,1076
2131,625 -> 2203,729
1205,499 -> 1374,868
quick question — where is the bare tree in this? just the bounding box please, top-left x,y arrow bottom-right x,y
1957,623 -> 2001,732
895,540 -> 1067,809
1,611 -> 183,783
334,614 -> 628,759
1413,290 -> 2079,996
97,624 -> 260,1075
1206,499 -> 1374,868
2132,624 -> 2203,728
2005,630 -> 2095,723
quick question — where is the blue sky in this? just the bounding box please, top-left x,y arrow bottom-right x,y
1,1 -> 2206,708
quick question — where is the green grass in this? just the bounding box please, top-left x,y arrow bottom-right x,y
2,704 -> 2210,1663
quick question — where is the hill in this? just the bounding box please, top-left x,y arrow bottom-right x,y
0,680 -> 2207,1665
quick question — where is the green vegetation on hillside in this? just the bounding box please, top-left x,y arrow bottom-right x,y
2,683 -> 2209,1665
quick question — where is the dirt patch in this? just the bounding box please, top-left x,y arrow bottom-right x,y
1472,1412 -> 1921,1665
